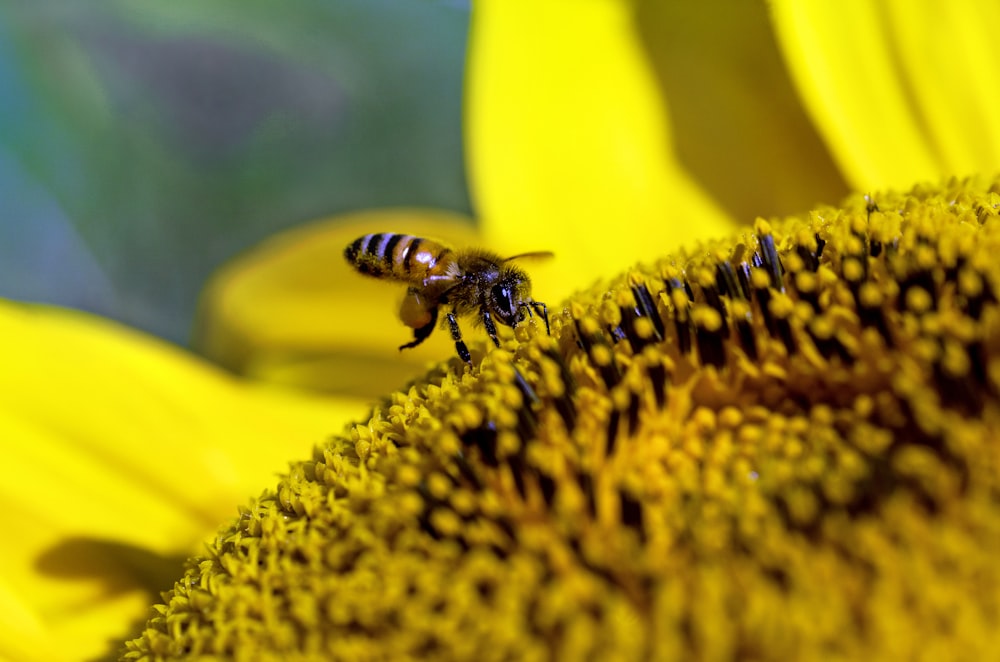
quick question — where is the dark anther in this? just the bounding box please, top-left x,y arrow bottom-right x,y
460,424 -> 499,467
553,395 -> 577,435
716,260 -> 749,299
968,341 -> 989,386
735,316 -> 758,361
793,278 -> 822,313
700,283 -> 729,320
577,471 -> 597,518
776,318 -> 797,355
814,234 -> 827,259
494,516 -> 517,544
507,450 -> 528,500
757,234 -> 785,291
966,293 -> 985,321
573,319 -> 622,389
932,351 -> 986,417
617,284 -> 665,353
512,368 -> 540,441
546,348 -> 578,431
626,390 -> 642,435
513,368 -> 540,407
452,450 -> 485,490
964,269 -> 995,321
665,277 -> 693,356
619,489 -> 645,537
755,286 -> 776,335
618,308 -> 652,352
753,286 -> 797,354
695,322 -> 728,368
808,326 -> 853,363
674,317 -> 693,356
857,302 -> 895,347
418,513 -> 443,540
736,260 -> 754,300
632,283 -> 666,341
605,409 -> 621,456
794,243 -> 821,272
647,361 -> 668,409
416,482 -> 444,541
539,473 -> 557,507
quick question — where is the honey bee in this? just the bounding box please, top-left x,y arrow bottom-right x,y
344,232 -> 551,363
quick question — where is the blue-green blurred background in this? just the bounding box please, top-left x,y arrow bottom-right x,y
0,1 -> 471,345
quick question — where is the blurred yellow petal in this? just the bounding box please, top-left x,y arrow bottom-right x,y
880,1 -> 1000,172
0,300 -> 361,660
770,0 -> 1000,190
195,209 -> 483,397
466,0 -> 734,286
0,578 -> 55,662
636,1 -> 848,221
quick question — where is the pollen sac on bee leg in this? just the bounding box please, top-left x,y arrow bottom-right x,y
398,288 -> 432,329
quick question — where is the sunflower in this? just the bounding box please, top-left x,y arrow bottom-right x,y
5,2 -> 1000,660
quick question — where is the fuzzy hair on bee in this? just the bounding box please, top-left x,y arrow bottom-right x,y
344,232 -> 551,364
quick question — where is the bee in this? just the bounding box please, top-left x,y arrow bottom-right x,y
344,232 -> 551,364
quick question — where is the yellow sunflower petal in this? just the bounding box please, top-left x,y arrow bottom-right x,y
0,300 -> 361,660
634,1 -> 849,221
0,577 -> 57,662
466,0 -> 734,288
770,0 -> 1000,189
194,209 -> 482,397
879,1 -> 1000,173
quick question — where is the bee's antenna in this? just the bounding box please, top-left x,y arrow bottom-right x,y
503,251 -> 555,263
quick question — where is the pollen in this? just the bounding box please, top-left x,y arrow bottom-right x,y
124,177 -> 1000,660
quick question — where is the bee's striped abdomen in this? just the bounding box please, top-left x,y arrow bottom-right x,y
344,233 -> 453,283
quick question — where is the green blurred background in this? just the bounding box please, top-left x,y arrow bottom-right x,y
0,1 -> 471,345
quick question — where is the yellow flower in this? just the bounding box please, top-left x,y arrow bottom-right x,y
0,301 -> 369,661
6,1 -> 1000,660
127,180 -> 1000,659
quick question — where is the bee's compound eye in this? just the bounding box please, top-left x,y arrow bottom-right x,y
491,284 -> 517,324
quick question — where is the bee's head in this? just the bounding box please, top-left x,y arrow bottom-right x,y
489,266 -> 532,328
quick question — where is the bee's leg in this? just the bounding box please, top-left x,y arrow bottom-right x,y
399,306 -> 438,351
446,311 -> 472,364
531,301 -> 550,335
481,309 -> 501,348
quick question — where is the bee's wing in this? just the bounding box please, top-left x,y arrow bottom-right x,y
503,251 -> 555,262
